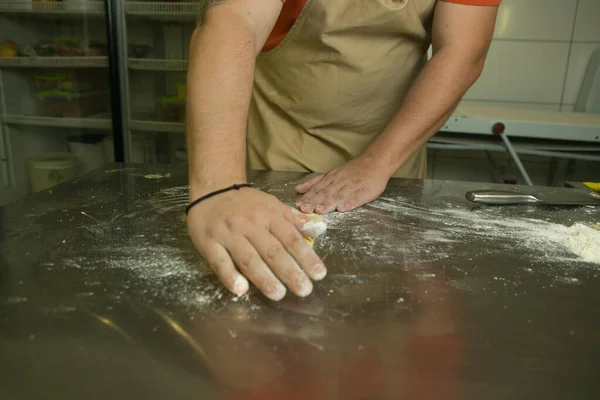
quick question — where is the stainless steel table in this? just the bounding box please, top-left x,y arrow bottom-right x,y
1,165 -> 599,399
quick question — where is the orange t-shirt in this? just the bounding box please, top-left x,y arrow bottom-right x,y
264,0 -> 502,51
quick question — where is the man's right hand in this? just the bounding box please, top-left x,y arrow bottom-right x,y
187,188 -> 327,301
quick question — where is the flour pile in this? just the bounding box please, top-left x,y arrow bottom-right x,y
565,224 -> 600,263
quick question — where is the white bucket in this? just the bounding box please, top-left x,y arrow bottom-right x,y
27,153 -> 78,193
67,136 -> 107,175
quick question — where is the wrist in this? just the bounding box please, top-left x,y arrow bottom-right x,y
189,176 -> 247,199
359,148 -> 400,178
186,183 -> 253,215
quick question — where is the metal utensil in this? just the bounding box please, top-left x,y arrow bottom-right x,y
466,190 -> 600,206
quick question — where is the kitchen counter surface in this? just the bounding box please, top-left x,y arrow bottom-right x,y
1,165 -> 599,399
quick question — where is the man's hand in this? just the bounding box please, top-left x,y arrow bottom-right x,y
187,188 -> 327,301
295,155 -> 391,214
296,2 -> 498,218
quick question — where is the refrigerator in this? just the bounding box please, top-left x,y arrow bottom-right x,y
0,0 -> 201,206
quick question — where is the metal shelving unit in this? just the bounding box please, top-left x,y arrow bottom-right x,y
0,56 -> 108,68
125,2 -> 200,19
0,1 -> 104,15
2,114 -> 112,130
0,0 -> 117,205
0,1 -> 199,204
128,58 -> 187,71
125,0 -> 197,155
130,120 -> 184,133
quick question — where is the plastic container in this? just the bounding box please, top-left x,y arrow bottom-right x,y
33,72 -> 68,91
27,153 -> 78,193
161,96 -> 185,122
33,70 -> 106,92
38,90 -> 109,117
67,135 -> 107,174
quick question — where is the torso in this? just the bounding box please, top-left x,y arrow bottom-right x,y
248,0 -> 438,178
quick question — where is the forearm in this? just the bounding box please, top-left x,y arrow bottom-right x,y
363,48 -> 485,174
186,16 -> 256,199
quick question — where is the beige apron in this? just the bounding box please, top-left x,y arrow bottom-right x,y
248,0 -> 438,178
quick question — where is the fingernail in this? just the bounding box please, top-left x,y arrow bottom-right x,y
297,280 -> 313,298
268,284 -> 287,301
301,204 -> 310,212
232,275 -> 249,295
312,264 -> 327,281
315,205 -> 324,213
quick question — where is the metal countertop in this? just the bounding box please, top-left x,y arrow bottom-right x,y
1,165 -> 599,399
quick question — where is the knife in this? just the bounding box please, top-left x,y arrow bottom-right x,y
466,190 -> 600,206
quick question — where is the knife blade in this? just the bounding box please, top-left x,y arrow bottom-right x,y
465,190 -> 600,206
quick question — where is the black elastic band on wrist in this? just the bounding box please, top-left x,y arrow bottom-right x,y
186,184 -> 253,215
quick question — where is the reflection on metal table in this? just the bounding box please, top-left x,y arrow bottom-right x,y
1,165 -> 599,399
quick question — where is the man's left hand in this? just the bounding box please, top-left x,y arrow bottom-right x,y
295,155 -> 392,214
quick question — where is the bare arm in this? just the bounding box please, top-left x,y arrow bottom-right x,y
186,0 -> 326,301
296,2 -> 499,214
361,1 -> 499,172
186,0 -> 282,199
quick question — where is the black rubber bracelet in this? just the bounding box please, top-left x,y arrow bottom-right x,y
185,183 -> 253,215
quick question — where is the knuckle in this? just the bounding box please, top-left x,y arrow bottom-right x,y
224,215 -> 240,230
302,191 -> 316,201
322,188 -> 338,197
286,234 -> 304,250
305,195 -> 321,204
204,224 -> 224,239
322,199 -> 336,208
266,209 -> 282,221
265,244 -> 284,261
238,252 -> 258,270
224,214 -> 253,231
209,254 -> 230,270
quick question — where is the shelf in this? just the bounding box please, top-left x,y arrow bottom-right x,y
128,58 -> 187,71
0,57 -> 108,68
2,114 -> 111,130
125,2 -> 200,20
0,1 -> 105,15
130,120 -> 184,133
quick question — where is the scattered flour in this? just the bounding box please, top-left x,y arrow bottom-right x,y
57,186 -> 598,316
4,297 -> 28,304
319,196 -> 600,265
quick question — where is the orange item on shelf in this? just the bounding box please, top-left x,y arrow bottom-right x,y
0,46 -> 16,57
2,40 -> 17,48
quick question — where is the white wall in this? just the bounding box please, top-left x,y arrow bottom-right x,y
431,0 -> 600,185
461,0 -> 600,112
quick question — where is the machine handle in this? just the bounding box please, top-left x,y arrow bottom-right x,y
466,190 -> 541,205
